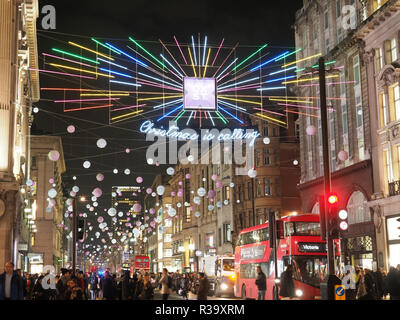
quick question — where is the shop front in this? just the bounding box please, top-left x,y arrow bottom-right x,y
386,215 -> 400,268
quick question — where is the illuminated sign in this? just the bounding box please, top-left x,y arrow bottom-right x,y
184,77 -> 217,110
140,120 -> 260,147
298,242 -> 327,253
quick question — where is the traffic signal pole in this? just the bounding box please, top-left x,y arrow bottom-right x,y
72,198 -> 77,274
318,57 -> 335,276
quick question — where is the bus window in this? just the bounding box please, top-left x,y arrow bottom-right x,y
222,259 -> 234,271
285,222 -> 295,236
292,256 -> 328,287
295,222 -> 321,236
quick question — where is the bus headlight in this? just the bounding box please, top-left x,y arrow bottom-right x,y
296,289 -> 303,297
230,274 -> 236,281
274,279 -> 280,284
221,283 -> 228,290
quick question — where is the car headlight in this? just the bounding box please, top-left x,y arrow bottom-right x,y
221,283 -> 228,290
296,289 -> 303,297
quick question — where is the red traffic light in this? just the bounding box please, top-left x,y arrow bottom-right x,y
328,194 -> 338,205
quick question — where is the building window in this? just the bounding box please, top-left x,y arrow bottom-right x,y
255,149 -> 260,168
379,92 -> 389,127
223,186 -> 230,201
336,0 -> 341,18
275,178 -> 280,196
164,234 -> 172,243
356,97 -> 363,128
264,178 -> 271,196
218,228 -> 222,247
347,191 -> 370,225
353,55 -> 360,86
238,185 -> 244,203
264,149 -> 270,165
185,207 -> 191,223
383,149 -> 392,195
386,38 -> 398,64
263,125 -> 269,137
223,224 -> 231,243
257,208 -> 263,225
391,84 -> 400,121
375,47 -> 384,72
324,11 -> 329,29
256,179 -> 262,197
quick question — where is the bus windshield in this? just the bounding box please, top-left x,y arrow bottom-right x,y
285,222 -> 321,237
222,259 -> 234,271
292,256 -> 328,288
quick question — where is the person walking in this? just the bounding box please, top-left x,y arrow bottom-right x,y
102,271 -> 114,300
56,269 -> 71,300
386,267 -> 400,300
159,268 -> 171,300
179,274 -> 190,300
0,261 -> 24,300
138,274 -> 154,300
279,265 -> 295,299
197,272 -> 209,300
121,270 -> 131,300
255,266 -> 267,300
89,272 -> 98,300
358,270 -> 377,300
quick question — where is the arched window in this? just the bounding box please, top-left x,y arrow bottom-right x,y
311,202 -> 320,214
347,191 -> 370,225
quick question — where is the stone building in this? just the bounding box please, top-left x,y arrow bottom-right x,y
356,0 -> 400,270
0,0 -> 40,270
293,0 -> 395,270
30,136 -> 66,273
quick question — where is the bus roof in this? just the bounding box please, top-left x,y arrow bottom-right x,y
238,213 -> 320,235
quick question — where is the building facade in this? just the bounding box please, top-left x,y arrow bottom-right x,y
356,0 -> 400,271
294,0 -> 396,270
0,0 -> 40,270
30,136 -> 66,274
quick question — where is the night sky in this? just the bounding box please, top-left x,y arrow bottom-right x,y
33,0 -> 303,256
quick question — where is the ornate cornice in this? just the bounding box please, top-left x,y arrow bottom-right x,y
377,64 -> 400,90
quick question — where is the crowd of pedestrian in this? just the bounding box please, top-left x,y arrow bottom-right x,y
0,261 -> 211,301
3,260 -> 398,300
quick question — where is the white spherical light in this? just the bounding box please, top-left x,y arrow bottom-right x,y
96,139 -> 107,149
83,161 -> 91,169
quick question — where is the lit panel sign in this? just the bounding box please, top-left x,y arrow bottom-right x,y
183,77 -> 217,110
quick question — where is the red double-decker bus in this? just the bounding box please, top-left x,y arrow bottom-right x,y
234,213 -> 340,300
131,255 -> 150,273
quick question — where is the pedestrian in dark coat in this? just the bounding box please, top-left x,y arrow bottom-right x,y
255,266 -> 267,300
386,267 -> 400,300
197,273 -> 209,300
121,270 -> 131,300
279,265 -> 295,299
102,271 -> 114,300
0,262 -> 24,300
358,271 -> 377,300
